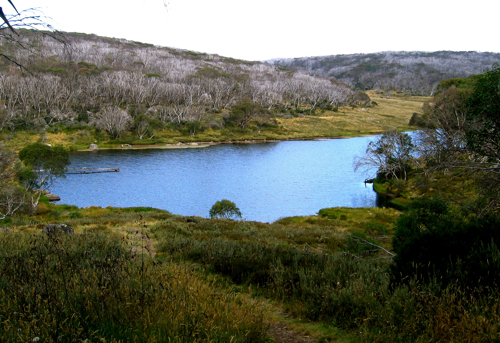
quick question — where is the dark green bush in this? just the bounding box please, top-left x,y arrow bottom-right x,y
209,199 -> 242,219
69,212 -> 83,219
390,197 -> 500,290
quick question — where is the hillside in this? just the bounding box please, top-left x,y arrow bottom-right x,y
271,51 -> 500,95
0,30 -> 368,139
0,30 -> 435,149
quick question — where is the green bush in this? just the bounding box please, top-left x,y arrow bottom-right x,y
209,199 -> 242,219
0,216 -> 12,224
185,120 -> 205,136
69,212 -> 83,219
390,197 -> 500,290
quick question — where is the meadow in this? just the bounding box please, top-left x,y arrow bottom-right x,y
2,203 -> 499,342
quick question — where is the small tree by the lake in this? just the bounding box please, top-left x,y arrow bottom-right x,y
209,199 -> 242,220
18,143 -> 70,210
354,131 -> 414,181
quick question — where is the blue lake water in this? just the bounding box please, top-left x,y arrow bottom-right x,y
51,137 -> 378,222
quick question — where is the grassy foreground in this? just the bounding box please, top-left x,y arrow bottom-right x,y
2,203 -> 499,342
1,91 -> 430,151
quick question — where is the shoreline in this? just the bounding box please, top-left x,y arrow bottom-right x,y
77,135 -> 379,152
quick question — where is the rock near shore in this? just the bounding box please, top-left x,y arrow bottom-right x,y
42,224 -> 74,235
45,193 -> 61,202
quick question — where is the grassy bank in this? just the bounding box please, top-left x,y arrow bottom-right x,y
2,203 -> 499,342
1,92 -> 430,152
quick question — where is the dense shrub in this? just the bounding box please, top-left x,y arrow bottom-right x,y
390,197 -> 500,290
150,212 -> 500,341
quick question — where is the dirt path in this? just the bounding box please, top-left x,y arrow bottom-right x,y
267,322 -> 317,343
142,228 -> 324,342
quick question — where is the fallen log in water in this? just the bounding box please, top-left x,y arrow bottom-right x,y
65,167 -> 120,174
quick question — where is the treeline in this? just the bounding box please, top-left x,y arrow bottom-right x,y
272,51 -> 500,95
0,30 -> 366,136
337,64 -> 500,340
356,63 -> 500,286
358,63 -> 500,211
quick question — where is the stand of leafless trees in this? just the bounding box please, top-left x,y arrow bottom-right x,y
273,51 -> 500,95
0,30 -> 366,136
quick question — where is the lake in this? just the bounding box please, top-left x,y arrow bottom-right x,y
50,137 -> 379,222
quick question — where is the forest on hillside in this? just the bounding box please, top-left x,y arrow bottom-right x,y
272,51 -> 500,95
0,30 -> 367,134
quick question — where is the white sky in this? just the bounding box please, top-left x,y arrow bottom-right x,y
6,0 -> 500,61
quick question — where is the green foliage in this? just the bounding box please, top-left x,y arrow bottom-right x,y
225,101 -> 268,129
184,50 -> 207,59
363,221 -> 388,236
76,61 -> 100,75
418,64 -> 500,211
318,208 -> 340,219
0,216 -> 12,224
69,212 -> 83,219
48,209 -> 62,218
420,84 -> 472,130
192,66 -> 231,79
132,113 -> 154,139
436,76 -> 476,92
150,214 -> 500,341
345,230 -> 379,256
465,63 -> 500,159
209,199 -> 242,219
19,143 -> 69,175
120,206 -> 166,213
5,203 -> 495,342
18,143 -> 70,190
185,120 -> 205,136
0,232 -> 267,342
408,112 -> 426,126
390,197 -> 500,290
221,57 -> 255,66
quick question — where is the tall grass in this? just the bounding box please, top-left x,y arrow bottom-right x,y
4,204 -> 499,342
0,231 -> 267,342
152,215 -> 500,342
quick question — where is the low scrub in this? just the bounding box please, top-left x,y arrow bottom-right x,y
0,231 -> 267,342
151,213 -> 500,342
3,204 -> 500,342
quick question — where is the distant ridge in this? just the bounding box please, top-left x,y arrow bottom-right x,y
270,51 -> 500,95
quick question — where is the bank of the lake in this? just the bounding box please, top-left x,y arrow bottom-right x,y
2,91 -> 430,152
78,137 -> 364,151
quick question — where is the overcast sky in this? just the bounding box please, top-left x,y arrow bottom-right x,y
7,0 -> 500,61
